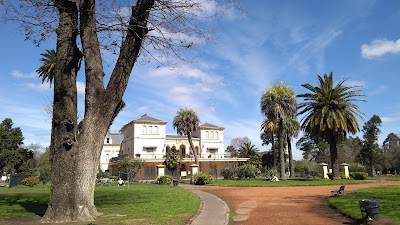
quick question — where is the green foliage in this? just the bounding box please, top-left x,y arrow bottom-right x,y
358,115 -> 382,168
21,177 -> 40,187
348,163 -> 366,172
0,118 -> 34,174
164,146 -> 180,175
157,175 -> 173,185
349,172 -> 368,180
36,147 -> 51,184
237,164 -> 258,179
173,108 -> 200,163
266,168 -> 278,179
374,164 -> 383,172
36,49 -> 56,85
327,172 -> 346,180
297,73 -> 364,180
97,168 -> 109,179
193,173 -> 213,185
117,157 -> 145,182
109,176 -> 118,181
220,167 -> 237,179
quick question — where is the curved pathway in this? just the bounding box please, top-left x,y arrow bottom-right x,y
201,181 -> 400,225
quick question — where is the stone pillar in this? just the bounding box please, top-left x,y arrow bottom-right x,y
320,163 -> 329,179
341,163 -> 350,179
190,164 -> 199,176
156,164 -> 166,177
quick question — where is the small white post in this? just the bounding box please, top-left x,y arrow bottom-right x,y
320,163 -> 329,179
341,163 -> 350,179
156,164 -> 165,177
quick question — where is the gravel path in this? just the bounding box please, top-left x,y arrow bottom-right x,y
202,181 -> 400,225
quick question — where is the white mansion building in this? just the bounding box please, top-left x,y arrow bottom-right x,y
101,115 -> 248,180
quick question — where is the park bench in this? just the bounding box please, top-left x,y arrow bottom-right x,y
331,185 -> 346,196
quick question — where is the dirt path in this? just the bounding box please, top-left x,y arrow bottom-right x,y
202,181 -> 400,225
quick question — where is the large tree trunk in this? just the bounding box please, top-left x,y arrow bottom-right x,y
329,134 -> 340,180
278,120 -> 286,180
43,0 -> 154,223
287,136 -> 295,178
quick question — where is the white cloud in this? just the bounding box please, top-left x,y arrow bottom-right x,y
11,70 -> 36,78
361,38 -> 400,59
25,82 -> 52,92
346,80 -> 366,87
381,116 -> 400,123
368,85 -> 387,96
76,81 -> 85,95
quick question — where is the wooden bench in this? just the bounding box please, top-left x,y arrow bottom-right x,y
331,185 -> 346,196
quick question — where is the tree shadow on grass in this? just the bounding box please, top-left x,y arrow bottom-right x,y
2,193 -> 47,217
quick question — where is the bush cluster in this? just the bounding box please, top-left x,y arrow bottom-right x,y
220,167 -> 236,179
193,173 -> 213,185
350,172 -> 368,180
21,177 -> 40,187
157,175 -> 173,185
237,164 -> 258,179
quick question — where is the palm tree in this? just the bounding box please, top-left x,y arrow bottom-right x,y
261,84 -> 297,179
297,73 -> 364,180
261,118 -> 277,169
173,108 -> 200,164
36,49 -> 56,85
284,118 -> 300,178
239,141 -> 259,157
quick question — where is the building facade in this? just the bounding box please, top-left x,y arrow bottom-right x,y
106,115 -> 248,180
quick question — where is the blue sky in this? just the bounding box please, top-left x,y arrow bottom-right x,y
1,0 -> 399,159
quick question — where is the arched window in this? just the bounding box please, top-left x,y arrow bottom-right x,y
215,132 -> 218,139
206,131 -> 209,139
142,125 -> 146,134
154,126 -> 158,134
210,131 -> 214,139
148,126 -> 152,134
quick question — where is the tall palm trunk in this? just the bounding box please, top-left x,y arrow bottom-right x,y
271,133 -> 276,170
278,120 -> 286,179
329,133 -> 340,180
287,135 -> 295,178
188,135 -> 198,164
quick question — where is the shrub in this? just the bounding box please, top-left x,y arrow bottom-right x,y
193,173 -> 213,185
157,175 -> 173,185
327,172 -> 347,180
109,176 -> 118,181
21,177 -> 40,187
220,167 -> 236,179
237,164 -> 257,179
350,172 -> 368,180
266,168 -> 278,179
349,163 -> 366,172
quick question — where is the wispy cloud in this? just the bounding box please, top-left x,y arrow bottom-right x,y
381,115 -> 400,123
25,82 -> 52,92
361,38 -> 400,59
346,80 -> 366,87
11,70 -> 36,78
77,81 -> 85,95
368,84 -> 387,96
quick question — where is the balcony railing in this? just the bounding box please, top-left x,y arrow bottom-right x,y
135,153 -> 226,159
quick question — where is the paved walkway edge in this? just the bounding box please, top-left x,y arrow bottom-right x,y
183,185 -> 230,225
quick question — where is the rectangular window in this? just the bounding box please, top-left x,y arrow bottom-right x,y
105,154 -> 109,161
145,166 -> 155,177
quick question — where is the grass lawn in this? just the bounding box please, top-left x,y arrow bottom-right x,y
208,178 -> 369,187
328,186 -> 400,223
0,183 -> 200,225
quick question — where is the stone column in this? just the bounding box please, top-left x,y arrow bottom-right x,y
156,164 -> 166,177
190,164 -> 199,176
319,163 -> 329,179
341,163 -> 350,179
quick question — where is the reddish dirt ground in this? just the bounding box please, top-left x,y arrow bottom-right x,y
202,181 -> 400,225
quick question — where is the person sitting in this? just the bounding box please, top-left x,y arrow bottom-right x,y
118,178 -> 124,186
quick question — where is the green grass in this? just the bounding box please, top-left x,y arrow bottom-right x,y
0,183 -> 200,225
207,178 -> 369,187
328,186 -> 400,223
